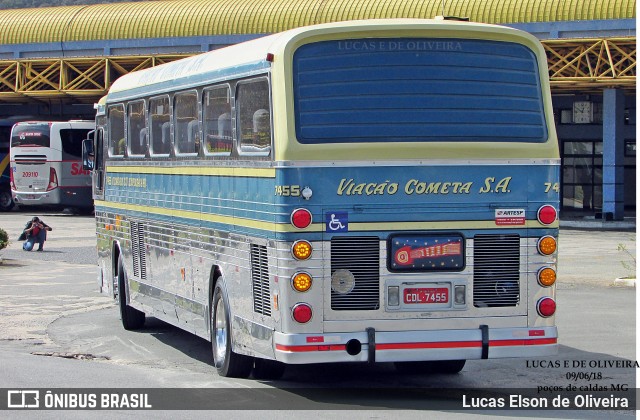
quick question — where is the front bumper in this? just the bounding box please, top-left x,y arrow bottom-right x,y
274,326 -> 557,364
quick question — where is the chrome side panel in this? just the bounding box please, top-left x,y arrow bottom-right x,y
95,208 -> 280,354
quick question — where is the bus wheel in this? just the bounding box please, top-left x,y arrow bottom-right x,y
253,358 -> 286,380
0,190 -> 14,211
211,282 -> 253,378
394,360 -> 466,374
117,255 -> 145,330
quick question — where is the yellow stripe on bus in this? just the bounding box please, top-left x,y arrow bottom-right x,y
94,200 -> 318,233
94,200 -> 557,232
106,166 -> 276,178
0,154 -> 10,174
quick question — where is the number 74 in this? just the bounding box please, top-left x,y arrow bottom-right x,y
544,182 -> 560,193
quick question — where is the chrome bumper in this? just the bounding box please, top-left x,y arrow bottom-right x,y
274,326 -> 558,364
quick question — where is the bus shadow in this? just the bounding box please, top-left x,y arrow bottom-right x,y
142,316 -> 638,414
142,317 -> 636,411
143,316 -> 214,365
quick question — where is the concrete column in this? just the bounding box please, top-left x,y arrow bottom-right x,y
602,89 -> 625,220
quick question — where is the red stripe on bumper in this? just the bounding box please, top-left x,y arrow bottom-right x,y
490,338 -> 557,347
377,341 -> 480,350
276,338 -> 556,353
276,344 -> 346,352
379,338 -> 557,351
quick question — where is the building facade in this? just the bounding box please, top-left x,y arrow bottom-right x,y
0,0 -> 635,217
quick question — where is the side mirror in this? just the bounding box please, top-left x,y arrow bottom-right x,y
82,137 -> 95,171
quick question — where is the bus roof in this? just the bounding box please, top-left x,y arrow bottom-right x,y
106,18 -> 542,103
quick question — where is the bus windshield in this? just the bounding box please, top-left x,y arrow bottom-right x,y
11,124 -> 50,148
293,38 -> 546,144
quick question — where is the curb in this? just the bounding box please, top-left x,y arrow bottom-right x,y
613,278 -> 636,288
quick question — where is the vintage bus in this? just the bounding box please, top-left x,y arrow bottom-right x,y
86,19 -> 560,379
10,120 -> 94,211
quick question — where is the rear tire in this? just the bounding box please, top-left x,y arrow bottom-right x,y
211,282 -> 253,378
394,360 -> 466,374
117,255 -> 145,330
253,358 -> 286,380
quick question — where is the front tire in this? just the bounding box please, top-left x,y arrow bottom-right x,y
211,282 -> 253,378
117,255 -> 145,330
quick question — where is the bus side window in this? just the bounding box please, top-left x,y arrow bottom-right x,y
174,90 -> 198,156
108,105 -> 125,157
149,95 -> 170,157
237,78 -> 271,157
128,100 -> 146,157
203,85 -> 232,157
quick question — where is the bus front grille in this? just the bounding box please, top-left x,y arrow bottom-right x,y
330,237 -> 380,311
473,234 -> 520,307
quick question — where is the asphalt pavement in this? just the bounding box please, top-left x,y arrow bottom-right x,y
0,210 -> 636,419
0,213 -> 97,265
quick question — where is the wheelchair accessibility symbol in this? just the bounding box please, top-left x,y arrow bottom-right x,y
326,212 -> 348,232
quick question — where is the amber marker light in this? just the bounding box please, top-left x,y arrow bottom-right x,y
291,240 -> 312,260
292,272 -> 313,292
537,236 -> 557,255
537,267 -> 557,287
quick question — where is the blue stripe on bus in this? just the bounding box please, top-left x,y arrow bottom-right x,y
102,163 -> 559,240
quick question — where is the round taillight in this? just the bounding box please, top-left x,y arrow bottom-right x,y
537,205 -> 557,225
291,208 -> 312,229
292,303 -> 312,323
538,267 -> 557,287
291,240 -> 312,260
537,236 -> 557,255
537,297 -> 556,317
291,272 -> 313,292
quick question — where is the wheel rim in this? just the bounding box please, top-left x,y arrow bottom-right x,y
214,299 -> 227,362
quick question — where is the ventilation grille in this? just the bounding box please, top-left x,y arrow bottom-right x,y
130,221 -> 147,280
330,237 -> 380,311
14,155 -> 47,165
473,234 -> 520,307
251,244 -> 271,316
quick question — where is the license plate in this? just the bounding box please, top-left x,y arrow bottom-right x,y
404,287 -> 449,304
25,194 -> 37,200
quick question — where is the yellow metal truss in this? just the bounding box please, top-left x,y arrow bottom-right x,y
0,38 -> 634,102
544,37 -> 636,92
0,54 -> 191,102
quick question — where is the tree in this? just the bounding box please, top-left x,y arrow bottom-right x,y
0,228 -> 8,251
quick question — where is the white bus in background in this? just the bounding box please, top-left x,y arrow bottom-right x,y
10,120 -> 95,211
